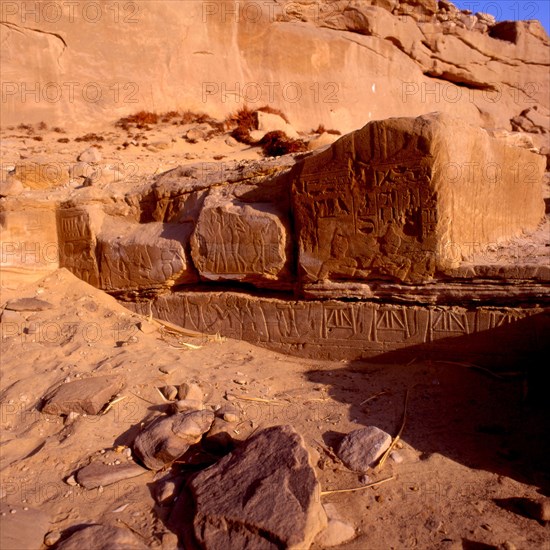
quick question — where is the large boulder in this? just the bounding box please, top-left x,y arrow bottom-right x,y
188,425 -> 327,550
291,112 -> 545,284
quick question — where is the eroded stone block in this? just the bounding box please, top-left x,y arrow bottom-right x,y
97,217 -> 198,292
291,113 -> 545,284
57,206 -> 102,287
190,188 -> 291,288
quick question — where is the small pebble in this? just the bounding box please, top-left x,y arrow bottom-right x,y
65,475 -> 77,486
390,451 -> 403,464
159,366 -> 175,375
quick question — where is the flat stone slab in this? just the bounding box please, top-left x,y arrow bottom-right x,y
4,297 -> 54,311
56,524 -> 148,550
0,504 -> 50,550
188,425 -> 326,550
127,292 -> 549,366
76,461 -> 148,489
41,375 -> 124,416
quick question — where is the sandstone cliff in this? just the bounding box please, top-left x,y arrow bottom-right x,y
1,0 -> 548,142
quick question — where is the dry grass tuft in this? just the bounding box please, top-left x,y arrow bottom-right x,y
258,130 -> 308,157
257,105 -> 290,123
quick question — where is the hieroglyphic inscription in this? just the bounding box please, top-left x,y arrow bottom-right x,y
191,200 -> 288,284
292,121 -> 443,284
294,160 -> 437,284
132,292 -> 546,364
57,208 -> 99,286
98,222 -> 193,291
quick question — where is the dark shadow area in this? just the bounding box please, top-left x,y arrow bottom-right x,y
461,539 -> 500,550
306,312 -> 550,493
494,497 -> 548,524
362,310 -> 549,371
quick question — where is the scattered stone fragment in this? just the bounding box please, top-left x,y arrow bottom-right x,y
171,399 -> 205,414
44,531 -> 61,547
77,146 -> 102,163
160,385 -> 178,401
390,450 -> 403,464
216,404 -> 241,423
521,497 -> 550,522
159,366 -> 175,375
133,410 -> 214,470
189,425 -> 327,549
65,475 -> 77,486
5,297 -> 54,311
186,127 -> 208,143
41,375 -> 124,416
0,503 -> 50,550
76,461 -> 148,489
202,417 -> 236,454
55,524 -> 148,550
336,426 -> 392,472
315,518 -> 355,547
154,472 -> 184,506
315,503 -> 355,547
177,382 -> 203,402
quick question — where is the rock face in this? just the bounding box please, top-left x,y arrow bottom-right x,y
133,410 -> 214,470
1,1 -> 548,138
55,524 -> 148,550
41,375 -> 124,416
128,292 -> 549,365
188,425 -> 326,550
292,113 -> 545,284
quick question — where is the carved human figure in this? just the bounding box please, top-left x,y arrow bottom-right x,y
317,229 -> 370,280
373,223 -> 412,281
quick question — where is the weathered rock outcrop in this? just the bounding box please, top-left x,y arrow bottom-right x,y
48,113 -> 547,295
2,113 -> 548,363
1,0 -> 548,138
